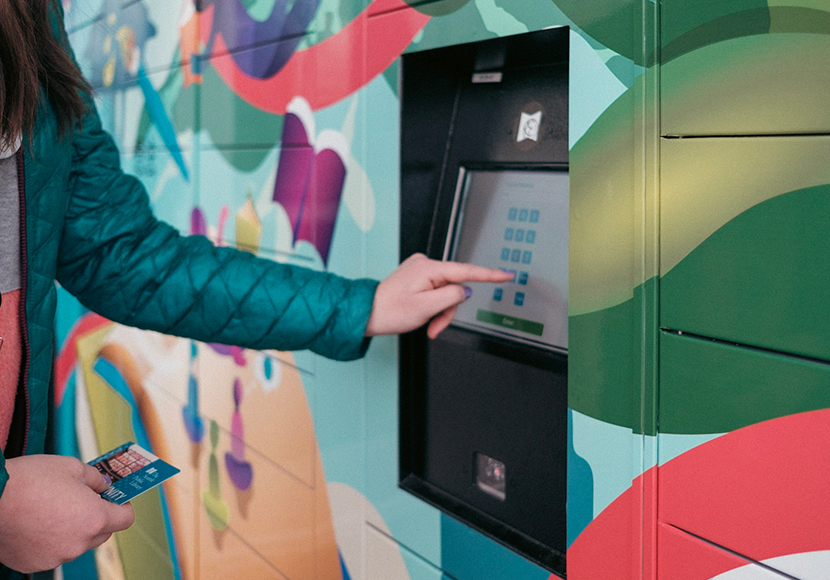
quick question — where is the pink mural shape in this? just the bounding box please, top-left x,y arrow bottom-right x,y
224,378 -> 254,491
273,97 -> 348,265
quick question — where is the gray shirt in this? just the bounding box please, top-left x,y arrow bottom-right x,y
0,154 -> 21,294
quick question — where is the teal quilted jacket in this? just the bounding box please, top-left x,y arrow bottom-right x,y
0,22 -> 378,558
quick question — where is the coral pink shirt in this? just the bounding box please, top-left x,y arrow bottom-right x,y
0,290 -> 21,450
0,145 -> 22,450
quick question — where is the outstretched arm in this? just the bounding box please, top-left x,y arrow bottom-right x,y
366,253 -> 512,339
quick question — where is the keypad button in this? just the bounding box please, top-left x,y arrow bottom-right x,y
530,210 -> 540,223
505,228 -> 514,241
522,251 -> 532,264
501,248 -> 510,261
515,229 -> 525,243
526,230 -> 536,244
519,272 -> 528,285
508,208 -> 518,221
519,209 -> 529,222
493,288 -> 503,302
514,292 -> 525,306
511,249 -> 521,263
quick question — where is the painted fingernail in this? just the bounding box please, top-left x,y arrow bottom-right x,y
503,269 -> 515,276
103,474 -> 112,487
463,286 -> 473,299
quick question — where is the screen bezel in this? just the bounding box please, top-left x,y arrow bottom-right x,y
442,163 -> 569,353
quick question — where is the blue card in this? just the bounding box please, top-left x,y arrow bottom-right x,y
89,442 -> 180,505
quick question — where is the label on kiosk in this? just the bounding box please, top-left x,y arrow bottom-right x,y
447,168 -> 568,351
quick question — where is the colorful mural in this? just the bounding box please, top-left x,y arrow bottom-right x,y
58,0 -> 830,579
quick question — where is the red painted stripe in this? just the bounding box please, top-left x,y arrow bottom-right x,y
204,0 -> 430,114
567,409 -> 830,579
54,313 -> 112,405
658,407 -> 830,563
657,522 -> 751,580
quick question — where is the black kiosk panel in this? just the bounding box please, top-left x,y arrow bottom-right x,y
399,27 -> 569,576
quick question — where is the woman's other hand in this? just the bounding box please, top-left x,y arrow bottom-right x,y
0,455 -> 135,573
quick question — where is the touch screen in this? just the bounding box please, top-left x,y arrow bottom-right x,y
448,169 -> 568,351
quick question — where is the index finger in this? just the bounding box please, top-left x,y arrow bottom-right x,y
429,261 -> 513,286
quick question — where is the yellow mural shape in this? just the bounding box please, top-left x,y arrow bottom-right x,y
235,196 -> 262,254
76,327 -> 183,580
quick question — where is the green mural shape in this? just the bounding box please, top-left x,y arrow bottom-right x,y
141,61 -> 283,168
557,0 -> 829,67
662,28 -> 830,135
660,330 -> 830,435
572,34 -> 830,318
203,420 -> 231,530
662,185 -> 830,363
574,186 -> 830,435
408,0 -> 497,52
770,5 -> 830,33
407,0 -> 473,16
661,0 -> 770,62
552,0 -> 654,64
661,135 -> 830,278
569,278 -> 658,435
568,16 -> 830,432
199,67 -> 284,160
662,1 -> 830,63
298,0 -> 364,50
568,289 -> 635,431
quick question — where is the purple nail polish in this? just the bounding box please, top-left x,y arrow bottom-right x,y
464,286 -> 473,299
103,474 -> 112,487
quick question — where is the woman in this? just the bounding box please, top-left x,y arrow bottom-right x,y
0,0 -> 509,575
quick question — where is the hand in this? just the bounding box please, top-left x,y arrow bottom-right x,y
0,455 -> 135,573
366,253 -> 512,339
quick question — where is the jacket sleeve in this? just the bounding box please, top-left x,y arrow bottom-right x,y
55,95 -> 378,361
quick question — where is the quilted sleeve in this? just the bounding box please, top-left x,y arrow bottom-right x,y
55,96 -> 378,361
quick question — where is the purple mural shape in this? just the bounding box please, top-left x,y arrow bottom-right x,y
273,103 -> 348,266
191,207 -> 207,236
201,0 -> 320,79
224,379 -> 253,491
295,149 -> 346,265
207,343 -> 246,366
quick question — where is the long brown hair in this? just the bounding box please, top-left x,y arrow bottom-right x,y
0,0 -> 91,148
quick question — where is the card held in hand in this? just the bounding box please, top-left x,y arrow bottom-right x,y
89,442 -> 180,505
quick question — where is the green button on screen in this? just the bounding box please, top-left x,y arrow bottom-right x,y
476,309 -> 544,337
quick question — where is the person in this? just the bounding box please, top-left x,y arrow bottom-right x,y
0,0 -> 511,575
